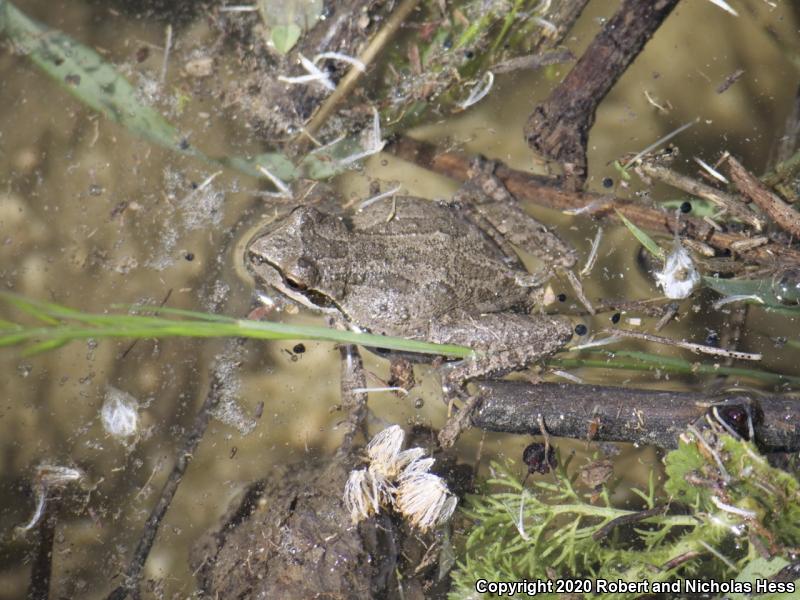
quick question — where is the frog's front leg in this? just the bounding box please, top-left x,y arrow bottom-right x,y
428,310 -> 573,391
456,156 -> 577,270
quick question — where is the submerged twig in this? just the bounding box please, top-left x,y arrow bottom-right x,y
525,0 -> 681,185
387,136 -> 800,269
636,161 -> 764,231
472,380 -> 800,451
105,343 -> 244,600
728,156 -> 800,238
300,0 -> 420,142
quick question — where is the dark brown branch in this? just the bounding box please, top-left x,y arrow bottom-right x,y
524,0 -> 681,186
387,136 -> 800,269
471,381 -> 800,451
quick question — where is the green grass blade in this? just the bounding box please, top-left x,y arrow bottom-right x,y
615,210 -> 665,260
551,350 -> 800,385
118,305 -> 238,323
22,337 -> 73,356
0,294 -> 475,358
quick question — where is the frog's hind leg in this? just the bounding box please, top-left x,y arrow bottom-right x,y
431,310 -> 572,447
457,156 -> 578,270
430,310 -> 573,389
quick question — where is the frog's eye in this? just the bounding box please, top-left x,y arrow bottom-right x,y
284,258 -> 319,290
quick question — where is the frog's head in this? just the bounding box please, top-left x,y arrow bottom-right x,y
246,206 -> 346,313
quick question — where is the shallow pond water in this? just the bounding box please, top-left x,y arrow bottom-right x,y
0,1 -> 799,598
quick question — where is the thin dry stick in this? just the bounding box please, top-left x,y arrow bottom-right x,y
564,269 -> 595,315
605,328 -> 762,361
636,162 -> 764,231
728,157 -> 800,238
300,0 -> 420,142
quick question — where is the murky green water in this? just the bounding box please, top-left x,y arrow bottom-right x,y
1,1 -> 798,597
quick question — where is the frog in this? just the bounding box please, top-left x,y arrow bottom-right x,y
245,160 -> 576,391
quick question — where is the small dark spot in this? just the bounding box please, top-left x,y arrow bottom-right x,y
184,252 -> 195,261
611,312 -> 621,324
602,177 -> 613,189
705,331 -> 719,346
190,181 -> 199,190
136,46 -> 150,63
229,446 -> 238,459
53,57 -> 64,66
414,398 -> 424,409
65,73 -> 81,86
557,293 -> 567,302
442,36 -> 453,49
178,138 -> 191,151
464,50 -> 475,60
575,324 -> 588,336
292,343 -> 306,354
680,201 -> 692,214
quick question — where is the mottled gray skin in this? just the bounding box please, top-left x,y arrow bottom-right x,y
246,196 -> 573,385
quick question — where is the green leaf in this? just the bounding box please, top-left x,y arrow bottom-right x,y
0,1 -> 195,157
703,276 -> 800,313
271,24 -> 301,54
615,210 -> 665,259
0,293 -> 474,358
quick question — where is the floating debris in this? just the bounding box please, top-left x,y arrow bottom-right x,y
17,464 -> 84,534
101,386 -> 139,440
358,185 -> 402,210
337,107 -> 386,166
580,226 -> 603,277
313,51 -> 366,73
257,164 -> 292,198
278,54 -> 335,91
654,239 -> 700,300
705,0 -> 739,17
456,71 -> 494,110
693,156 -> 729,183
716,68 -> 745,94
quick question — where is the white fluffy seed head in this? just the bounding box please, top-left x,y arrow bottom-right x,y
654,240 -> 700,299
101,386 -> 139,439
344,425 -> 458,530
366,425 -> 405,476
399,456 -> 436,480
395,472 -> 458,532
343,468 -> 377,523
